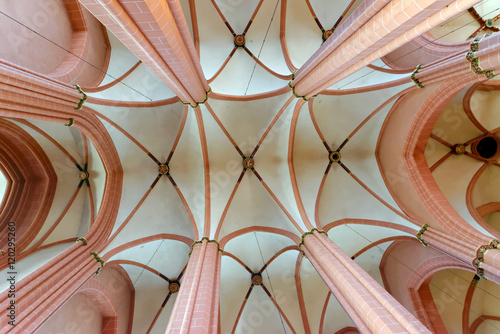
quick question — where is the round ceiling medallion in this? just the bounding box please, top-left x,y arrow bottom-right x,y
251,273 -> 262,286
243,157 -> 254,169
329,151 -> 341,163
234,34 -> 246,47
486,19 -> 494,28
169,281 -> 180,293
158,164 -> 169,175
453,143 -> 467,155
78,171 -> 89,180
323,30 -> 334,41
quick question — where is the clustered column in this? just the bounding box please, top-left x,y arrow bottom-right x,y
416,225 -> 500,284
0,60 -> 122,332
166,238 -> 221,334
79,0 -> 210,106
290,0 -> 482,99
300,229 -> 431,334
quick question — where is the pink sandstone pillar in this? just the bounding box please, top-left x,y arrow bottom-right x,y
415,33 -> 500,87
79,0 -> 209,106
417,226 -> 500,284
291,0 -> 481,99
0,59 -> 122,333
0,59 -> 82,105
399,33 -> 500,284
166,239 -> 221,334
301,230 -> 431,334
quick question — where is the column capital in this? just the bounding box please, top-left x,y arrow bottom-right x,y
90,251 -> 105,276
416,224 -> 430,247
298,228 -> 328,254
410,64 -> 424,89
76,237 -> 88,246
466,34 -> 497,79
74,85 -> 88,110
302,227 -> 431,333
179,87 -> 211,108
189,236 -> 223,255
288,81 -> 313,101
473,239 -> 499,279
64,118 -> 75,127
167,233 -> 221,333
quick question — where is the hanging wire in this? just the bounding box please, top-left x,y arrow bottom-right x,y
301,3 -> 500,330
254,232 -> 288,334
99,239 -> 168,333
337,2 -> 500,89
0,10 -> 154,101
3,2 -> 500,332
244,0 -> 281,96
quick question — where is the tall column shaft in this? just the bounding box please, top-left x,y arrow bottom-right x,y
166,239 -> 221,334
79,0 -> 208,105
400,33 -> 500,284
419,227 -> 500,284
297,0 -> 392,80
292,0 -> 480,98
0,59 -> 81,104
303,231 -> 431,334
416,33 -> 500,87
0,61 -> 122,333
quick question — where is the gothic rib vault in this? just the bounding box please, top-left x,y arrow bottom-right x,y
1,0 -> 500,333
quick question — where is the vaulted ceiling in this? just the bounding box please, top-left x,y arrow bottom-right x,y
1,0 -> 500,333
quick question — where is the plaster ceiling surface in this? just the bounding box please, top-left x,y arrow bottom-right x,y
75,2 -> 420,327
430,269 -> 500,333
3,0 -> 500,333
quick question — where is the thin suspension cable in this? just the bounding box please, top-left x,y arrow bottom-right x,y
254,232 -> 288,333
336,3 -> 500,89
0,10 -> 153,101
100,239 -> 168,334
244,0 -> 281,96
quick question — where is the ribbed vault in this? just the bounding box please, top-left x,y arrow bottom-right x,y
1,0 -> 500,333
